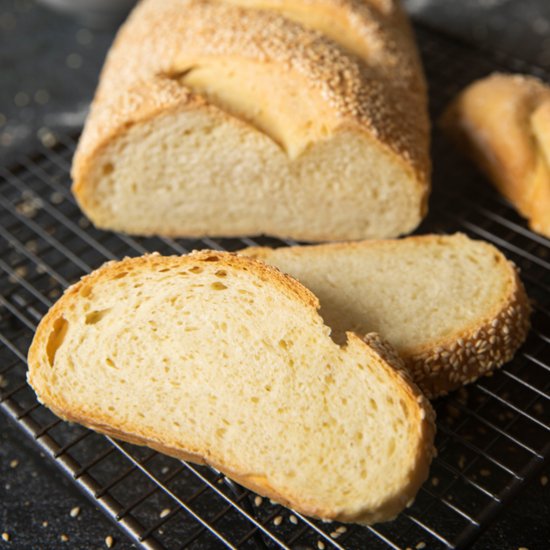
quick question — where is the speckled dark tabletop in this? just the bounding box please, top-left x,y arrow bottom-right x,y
1,1 -> 550,549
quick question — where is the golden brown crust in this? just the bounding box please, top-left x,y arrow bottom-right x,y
28,251 -> 435,524
242,233 -> 532,398
406,266 -> 531,398
441,73 -> 550,238
72,0 -> 430,216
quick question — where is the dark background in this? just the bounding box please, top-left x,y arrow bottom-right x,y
1,0 -> 549,548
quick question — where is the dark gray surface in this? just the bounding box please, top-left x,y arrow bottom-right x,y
1,1 -> 550,549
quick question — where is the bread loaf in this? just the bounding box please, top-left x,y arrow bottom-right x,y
72,0 -> 430,241
242,233 -> 531,397
441,73 -> 550,237
27,251 -> 435,524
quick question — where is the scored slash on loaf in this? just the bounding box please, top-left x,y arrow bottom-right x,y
27,251 -> 436,525
242,233 -> 531,398
72,0 -> 431,241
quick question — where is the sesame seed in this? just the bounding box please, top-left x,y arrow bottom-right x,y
76,28 -> 93,45
34,89 -> 50,105
66,53 -> 83,69
42,521 -> 48,527
289,514 -> 298,524
14,91 -> 30,107
416,543 -> 426,549
480,469 -> 491,477
336,526 -> 347,534
2,533 -> 10,542
61,534 -> 69,542
254,496 -> 263,506
9,459 -> 18,468
273,515 -> 283,526
160,508 -> 171,518
105,535 -> 114,548
70,506 -> 80,518
431,477 -> 440,487
317,542 -> 325,550
541,475 -> 548,487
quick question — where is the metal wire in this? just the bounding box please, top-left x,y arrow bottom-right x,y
1,22 -> 549,550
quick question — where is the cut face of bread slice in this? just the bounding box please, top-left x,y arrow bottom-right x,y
72,0 -> 430,241
28,251 -> 435,525
241,234 -> 531,397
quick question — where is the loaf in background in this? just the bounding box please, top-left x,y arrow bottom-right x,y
72,0 -> 430,241
441,73 -> 550,238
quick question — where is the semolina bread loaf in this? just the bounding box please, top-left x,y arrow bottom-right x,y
441,73 -> 550,238
27,251 -> 435,525
72,0 -> 430,241
241,233 -> 531,397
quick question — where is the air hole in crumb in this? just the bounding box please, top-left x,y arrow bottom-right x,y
251,396 -> 259,403
211,282 -> 227,290
102,162 -> 114,176
279,339 -> 288,350
369,398 -> 378,411
112,271 -> 128,279
202,255 -> 219,262
106,358 -> 117,369
215,270 -> 227,278
46,317 -> 69,367
386,396 -> 395,406
80,286 -> 92,298
189,266 -> 203,274
85,308 -> 111,325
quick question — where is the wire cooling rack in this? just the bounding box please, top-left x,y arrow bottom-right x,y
1,22 -> 550,550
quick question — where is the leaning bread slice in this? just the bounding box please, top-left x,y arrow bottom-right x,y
241,234 -> 531,398
27,251 -> 435,525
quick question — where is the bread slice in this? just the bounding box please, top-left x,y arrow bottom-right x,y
72,0 -> 430,241
441,73 -> 550,237
27,251 -> 435,524
241,234 -> 531,398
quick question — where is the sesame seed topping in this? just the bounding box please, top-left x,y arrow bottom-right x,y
2,533 -> 10,542
273,515 -> 283,526
70,506 -> 80,518
105,535 -> 114,548
289,514 -> 298,524
160,508 -> 171,518
254,496 -> 263,506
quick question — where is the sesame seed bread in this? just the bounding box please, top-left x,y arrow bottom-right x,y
441,73 -> 550,238
241,233 -> 531,398
72,0 -> 430,241
27,251 -> 436,524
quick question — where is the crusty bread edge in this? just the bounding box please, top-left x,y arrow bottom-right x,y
241,234 -> 531,398
406,263 -> 531,398
27,251 -> 435,524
